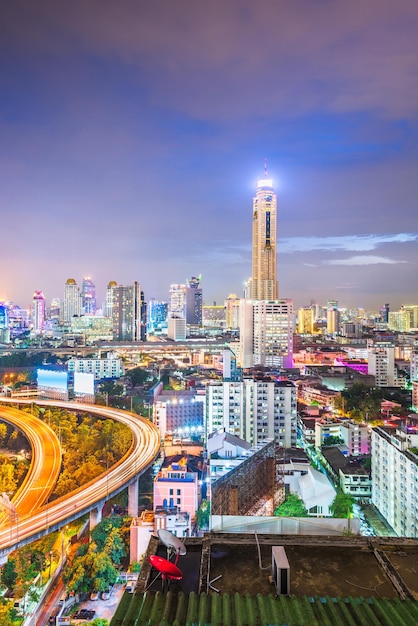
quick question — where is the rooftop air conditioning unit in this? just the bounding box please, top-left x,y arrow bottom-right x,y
271,546 -> 290,596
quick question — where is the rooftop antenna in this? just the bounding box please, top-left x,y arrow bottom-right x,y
264,158 -> 268,177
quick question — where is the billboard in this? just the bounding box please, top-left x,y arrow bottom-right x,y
37,369 -> 68,391
74,372 -> 95,395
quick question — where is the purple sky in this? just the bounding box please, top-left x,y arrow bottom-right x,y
1,0 -> 418,312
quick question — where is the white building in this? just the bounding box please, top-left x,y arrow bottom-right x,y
154,390 -> 204,438
239,299 -> 293,369
278,450 -> 336,517
67,353 -> 124,381
205,378 -> 297,447
167,316 -> 186,341
367,341 -> 402,388
372,425 -> 418,537
62,278 -> 82,322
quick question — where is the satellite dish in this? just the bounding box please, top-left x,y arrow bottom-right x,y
148,555 -> 183,591
158,528 -> 187,564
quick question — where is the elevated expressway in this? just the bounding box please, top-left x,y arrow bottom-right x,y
0,399 -> 161,564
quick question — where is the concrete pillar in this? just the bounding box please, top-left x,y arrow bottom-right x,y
128,479 -> 139,517
90,505 -> 102,530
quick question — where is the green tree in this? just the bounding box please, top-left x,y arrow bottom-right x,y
125,367 -> 150,388
195,499 -> 210,530
1,559 -> 17,589
274,493 -> 308,517
0,603 -> 15,626
330,492 -> 354,518
103,528 -> 126,565
322,435 -> 345,446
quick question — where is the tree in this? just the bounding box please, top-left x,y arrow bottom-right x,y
330,492 -> 354,518
0,603 -> 15,626
0,461 -> 17,493
125,367 -> 150,388
274,493 -> 308,517
322,435 -> 344,446
195,499 -> 210,530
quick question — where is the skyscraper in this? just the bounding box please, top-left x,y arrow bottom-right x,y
32,290 -> 45,333
186,275 -> 203,326
81,277 -> 96,315
62,278 -> 82,322
112,282 -> 145,342
250,164 -> 279,300
240,299 -> 293,369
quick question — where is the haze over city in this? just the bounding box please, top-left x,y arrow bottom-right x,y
1,1 -> 418,310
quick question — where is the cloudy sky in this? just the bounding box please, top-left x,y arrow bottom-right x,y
1,0 -> 418,311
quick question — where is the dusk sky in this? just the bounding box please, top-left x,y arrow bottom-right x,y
1,0 -> 418,312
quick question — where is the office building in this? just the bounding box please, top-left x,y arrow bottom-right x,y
112,281 -> 145,342
167,316 -> 186,341
81,277 -> 96,315
62,278 -> 82,322
147,299 -> 168,335
186,276 -> 203,326
326,300 -> 340,335
105,281 -> 117,318
240,299 -> 293,369
297,306 -> 314,334
250,165 -> 279,300
32,290 -> 45,333
169,284 -> 187,319
225,294 -> 241,330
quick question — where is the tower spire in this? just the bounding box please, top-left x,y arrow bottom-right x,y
264,157 -> 268,177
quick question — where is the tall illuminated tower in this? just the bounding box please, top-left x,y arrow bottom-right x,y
251,162 -> 279,300
32,291 -> 45,333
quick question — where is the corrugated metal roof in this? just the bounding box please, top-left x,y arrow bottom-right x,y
110,590 -> 418,626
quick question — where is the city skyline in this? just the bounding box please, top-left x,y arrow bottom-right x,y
1,1 -> 418,310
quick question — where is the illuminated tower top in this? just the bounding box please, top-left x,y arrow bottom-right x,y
251,161 -> 279,300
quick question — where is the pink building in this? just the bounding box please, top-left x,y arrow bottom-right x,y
153,455 -> 199,528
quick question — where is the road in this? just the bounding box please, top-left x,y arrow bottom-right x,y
0,404 -> 61,524
0,399 -> 161,557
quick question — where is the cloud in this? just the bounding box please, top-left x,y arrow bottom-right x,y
280,233 -> 417,253
324,255 -> 407,266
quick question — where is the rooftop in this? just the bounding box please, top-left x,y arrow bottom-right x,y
111,534 -> 418,626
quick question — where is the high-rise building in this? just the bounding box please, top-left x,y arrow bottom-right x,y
81,277 -> 96,315
32,291 -> 45,333
112,282 -> 145,342
186,275 -> 203,326
372,425 -> 418,538
62,278 -> 82,322
240,299 -> 293,369
250,165 -> 278,300
297,306 -> 314,334
205,378 -> 297,447
225,294 -> 241,330
169,284 -> 187,319
326,300 -> 340,335
49,298 -> 60,321
367,341 -> 401,388
380,303 -> 390,324
105,281 -> 117,318
147,299 -> 168,335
